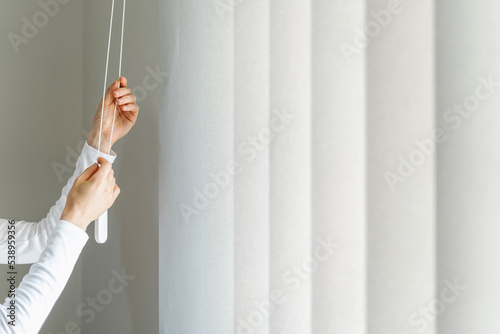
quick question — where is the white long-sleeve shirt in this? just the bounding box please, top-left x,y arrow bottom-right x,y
0,142 -> 116,333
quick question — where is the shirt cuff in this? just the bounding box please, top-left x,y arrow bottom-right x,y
82,141 -> 117,164
57,220 -> 89,260
58,220 -> 89,244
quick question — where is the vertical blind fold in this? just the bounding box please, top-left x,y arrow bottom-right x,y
269,0 -> 313,333
234,0 -> 271,334
366,1 -> 435,333
204,0 -> 235,333
312,0 -> 367,333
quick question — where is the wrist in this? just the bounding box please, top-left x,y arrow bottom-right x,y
87,130 -> 114,154
61,208 -> 87,232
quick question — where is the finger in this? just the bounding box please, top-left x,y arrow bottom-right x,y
104,80 -> 120,106
76,163 -> 99,182
121,103 -> 140,114
97,156 -> 111,166
112,184 -> 121,202
106,169 -> 115,182
116,95 -> 136,106
107,174 -> 115,185
93,157 -> 113,179
113,87 -> 132,99
119,76 -> 128,88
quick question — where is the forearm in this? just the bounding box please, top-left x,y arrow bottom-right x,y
0,142 -> 116,264
0,220 -> 88,333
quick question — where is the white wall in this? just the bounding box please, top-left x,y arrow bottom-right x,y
0,1 -> 84,333
0,1 -> 159,333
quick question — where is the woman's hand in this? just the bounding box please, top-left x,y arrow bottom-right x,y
87,77 -> 140,153
61,157 -> 120,231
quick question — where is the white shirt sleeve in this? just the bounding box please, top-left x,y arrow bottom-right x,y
0,142 -> 116,265
0,220 -> 89,334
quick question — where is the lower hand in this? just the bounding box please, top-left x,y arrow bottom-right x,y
61,157 -> 120,231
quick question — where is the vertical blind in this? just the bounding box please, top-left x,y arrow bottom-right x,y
159,0 -> 500,333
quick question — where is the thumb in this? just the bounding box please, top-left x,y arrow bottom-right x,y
76,163 -> 99,183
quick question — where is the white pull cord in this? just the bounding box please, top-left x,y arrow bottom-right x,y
107,0 -> 126,158
97,0 -> 115,162
95,0 -> 126,244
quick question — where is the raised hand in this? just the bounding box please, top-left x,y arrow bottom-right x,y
87,76 -> 140,153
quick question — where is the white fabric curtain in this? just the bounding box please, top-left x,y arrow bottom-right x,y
158,0 -> 500,333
